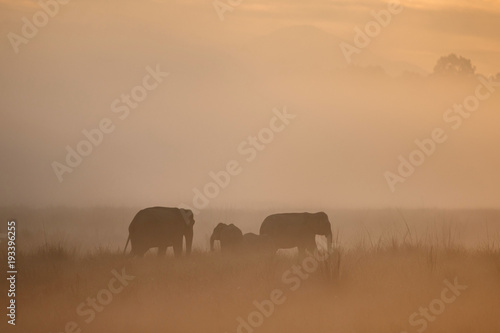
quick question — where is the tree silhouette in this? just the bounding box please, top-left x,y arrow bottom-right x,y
433,54 -> 476,76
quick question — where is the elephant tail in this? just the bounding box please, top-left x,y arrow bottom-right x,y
123,235 -> 130,255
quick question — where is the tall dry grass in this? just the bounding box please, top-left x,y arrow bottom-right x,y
1,207 -> 500,332
1,228 -> 499,333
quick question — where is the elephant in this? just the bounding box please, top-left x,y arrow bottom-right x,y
241,233 -> 275,253
123,207 -> 195,257
210,223 -> 243,252
259,212 -> 332,254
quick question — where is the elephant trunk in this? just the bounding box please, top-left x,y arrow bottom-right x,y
185,228 -> 193,256
326,231 -> 333,253
210,234 -> 216,251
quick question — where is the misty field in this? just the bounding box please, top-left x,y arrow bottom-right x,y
1,207 -> 500,333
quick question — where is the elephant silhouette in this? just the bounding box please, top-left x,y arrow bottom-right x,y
124,207 -> 195,257
241,232 -> 275,254
210,223 -> 243,252
260,212 -> 332,254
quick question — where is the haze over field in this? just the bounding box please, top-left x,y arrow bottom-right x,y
1,0 -> 500,209
2,2 -> 500,333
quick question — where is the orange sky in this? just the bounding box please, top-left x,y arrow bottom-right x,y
1,0 -> 500,208
2,0 -> 500,73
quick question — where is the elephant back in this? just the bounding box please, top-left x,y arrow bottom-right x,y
129,207 -> 187,236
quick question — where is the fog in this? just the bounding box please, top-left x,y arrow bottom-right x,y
3,2 -> 500,333
1,0 -> 500,209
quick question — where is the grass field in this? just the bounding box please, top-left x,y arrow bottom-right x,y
1,207 -> 500,333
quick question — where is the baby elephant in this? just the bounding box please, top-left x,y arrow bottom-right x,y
241,233 -> 275,254
210,223 -> 243,252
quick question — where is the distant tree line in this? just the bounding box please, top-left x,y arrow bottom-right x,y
344,54 -> 499,80
433,54 -> 476,77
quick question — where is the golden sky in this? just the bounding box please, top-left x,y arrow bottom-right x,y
1,0 -> 500,208
2,0 -> 499,73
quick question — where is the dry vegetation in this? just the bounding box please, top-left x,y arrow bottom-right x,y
1,207 -> 500,333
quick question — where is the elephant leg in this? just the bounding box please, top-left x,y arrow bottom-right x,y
305,244 -> 317,254
298,239 -> 316,257
304,236 -> 318,254
173,240 -> 182,258
298,246 -> 307,257
131,239 -> 148,257
158,245 -> 167,257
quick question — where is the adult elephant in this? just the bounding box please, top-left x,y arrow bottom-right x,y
259,212 -> 332,254
210,223 -> 243,252
124,207 -> 195,257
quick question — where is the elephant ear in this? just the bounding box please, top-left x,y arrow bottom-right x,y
310,213 -> 328,232
180,209 -> 195,227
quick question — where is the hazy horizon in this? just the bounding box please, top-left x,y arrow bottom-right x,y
2,3 -> 500,332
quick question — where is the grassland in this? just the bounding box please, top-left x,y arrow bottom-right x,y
1,207 -> 500,333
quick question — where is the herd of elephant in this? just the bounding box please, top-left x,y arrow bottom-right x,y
123,207 -> 333,257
